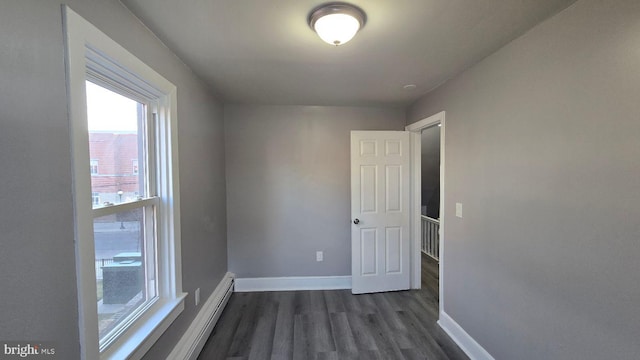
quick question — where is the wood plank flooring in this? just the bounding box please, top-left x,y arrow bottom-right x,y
199,256 -> 465,360
421,253 -> 439,302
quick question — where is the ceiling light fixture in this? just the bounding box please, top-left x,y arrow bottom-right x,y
308,3 -> 366,46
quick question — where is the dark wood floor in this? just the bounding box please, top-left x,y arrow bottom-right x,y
199,255 -> 465,360
421,253 -> 439,302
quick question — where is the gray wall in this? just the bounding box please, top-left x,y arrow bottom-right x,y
0,1 -> 227,359
408,0 -> 640,359
226,105 -> 405,278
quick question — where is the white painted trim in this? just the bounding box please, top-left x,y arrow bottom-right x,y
92,197 -> 158,218
234,276 -> 352,292
405,111 -> 445,309
406,112 -> 444,132
109,295 -> 186,360
438,311 -> 495,360
439,114 -> 446,316
167,273 -> 235,360
409,131 -> 421,289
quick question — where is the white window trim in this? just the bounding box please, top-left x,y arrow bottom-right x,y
63,6 -> 185,360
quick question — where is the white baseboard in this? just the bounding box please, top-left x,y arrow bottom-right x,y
166,272 -> 235,360
234,275 -> 351,292
438,311 -> 495,360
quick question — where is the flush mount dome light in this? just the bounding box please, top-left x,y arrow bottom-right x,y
308,3 -> 366,46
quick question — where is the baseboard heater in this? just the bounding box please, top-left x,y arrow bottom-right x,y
167,272 -> 235,360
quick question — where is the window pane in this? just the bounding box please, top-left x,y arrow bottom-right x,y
94,207 -> 157,343
86,81 -> 146,207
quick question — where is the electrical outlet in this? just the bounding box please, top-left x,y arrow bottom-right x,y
195,288 -> 200,306
316,251 -> 323,262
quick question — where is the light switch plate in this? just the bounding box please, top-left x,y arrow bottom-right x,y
316,251 -> 323,262
456,203 -> 463,218
195,288 -> 200,306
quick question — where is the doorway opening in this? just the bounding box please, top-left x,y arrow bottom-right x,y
420,123 -> 441,300
407,111 -> 445,317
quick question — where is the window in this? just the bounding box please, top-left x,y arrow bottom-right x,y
64,7 -> 184,360
90,159 -> 99,174
86,81 -> 156,343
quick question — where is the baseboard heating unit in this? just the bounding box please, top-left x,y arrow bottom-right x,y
167,272 -> 235,360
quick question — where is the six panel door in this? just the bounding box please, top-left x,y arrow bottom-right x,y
351,131 -> 410,294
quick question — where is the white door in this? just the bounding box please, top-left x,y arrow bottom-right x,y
351,131 -> 411,294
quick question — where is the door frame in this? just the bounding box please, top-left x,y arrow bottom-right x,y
406,111 -> 445,314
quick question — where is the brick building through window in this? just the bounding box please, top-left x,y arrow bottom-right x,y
89,132 -> 141,205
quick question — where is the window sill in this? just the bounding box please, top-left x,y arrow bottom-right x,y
101,293 -> 187,360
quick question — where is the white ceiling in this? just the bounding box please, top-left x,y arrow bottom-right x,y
121,0 -> 576,107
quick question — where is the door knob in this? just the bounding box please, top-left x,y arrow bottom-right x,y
353,218 -> 360,224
